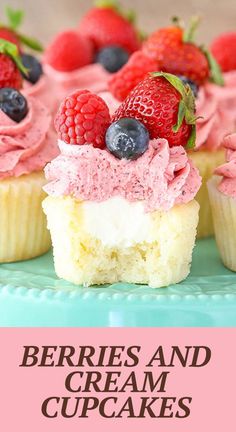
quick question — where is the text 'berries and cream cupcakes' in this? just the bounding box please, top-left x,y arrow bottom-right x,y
208,133 -> 236,271
43,73 -> 201,288
0,40 -> 58,262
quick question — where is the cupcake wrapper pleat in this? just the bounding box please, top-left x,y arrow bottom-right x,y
0,172 -> 51,263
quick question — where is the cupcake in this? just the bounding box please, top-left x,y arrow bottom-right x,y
0,41 -> 58,262
108,18 -> 235,238
43,2 -> 141,108
43,74 -> 201,288
208,133 -> 236,271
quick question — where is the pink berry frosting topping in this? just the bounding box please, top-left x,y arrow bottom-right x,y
215,133 -> 236,198
0,96 -> 58,179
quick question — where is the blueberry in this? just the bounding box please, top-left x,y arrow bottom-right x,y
21,54 -> 43,84
106,118 -> 149,160
0,88 -> 28,123
178,75 -> 199,97
96,45 -> 129,73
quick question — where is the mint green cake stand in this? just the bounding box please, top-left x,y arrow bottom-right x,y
0,238 -> 236,327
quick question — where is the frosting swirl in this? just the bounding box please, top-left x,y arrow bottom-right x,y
0,97 -> 58,179
44,139 -> 201,212
43,63 -> 110,105
195,79 -> 236,150
23,74 -> 59,115
215,133 -> 236,198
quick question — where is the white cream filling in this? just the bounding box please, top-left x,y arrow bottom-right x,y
82,197 -> 154,247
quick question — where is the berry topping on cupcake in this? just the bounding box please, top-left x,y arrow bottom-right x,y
109,17 -> 224,101
54,89 -> 110,147
95,45 -> 129,73
44,30 -> 93,72
106,118 -> 149,159
78,0 -> 141,55
0,87 -> 28,122
143,17 -> 223,86
54,72 -> 197,160
109,51 -> 158,101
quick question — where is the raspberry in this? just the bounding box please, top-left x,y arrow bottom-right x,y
55,89 -> 111,148
109,51 -> 158,101
211,32 -> 236,72
0,53 -> 22,89
44,30 -> 93,72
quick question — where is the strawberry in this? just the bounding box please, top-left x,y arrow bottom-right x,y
54,89 -> 111,148
0,39 -> 28,89
0,6 -> 43,52
108,50 -> 158,101
210,32 -> 236,72
0,53 -> 22,89
143,18 -> 223,86
44,30 -> 93,72
143,26 -> 183,60
78,1 -> 140,54
112,72 -> 197,148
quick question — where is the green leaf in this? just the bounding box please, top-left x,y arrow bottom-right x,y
201,45 -> 224,86
173,100 -> 186,133
125,9 -> 136,24
186,125 -> 196,149
183,16 -> 201,43
95,0 -> 120,10
151,71 -> 186,98
5,6 -> 24,31
0,38 -> 28,75
19,33 -> 43,52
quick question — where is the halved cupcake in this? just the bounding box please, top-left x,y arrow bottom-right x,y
43,74 -> 201,288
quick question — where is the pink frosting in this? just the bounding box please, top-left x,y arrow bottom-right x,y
22,75 -> 59,115
215,133 -> 236,198
43,63 -> 110,107
44,139 -> 201,212
195,78 -> 236,150
0,97 -> 58,179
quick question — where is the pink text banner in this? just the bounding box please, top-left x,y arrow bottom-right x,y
0,328 -> 235,432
